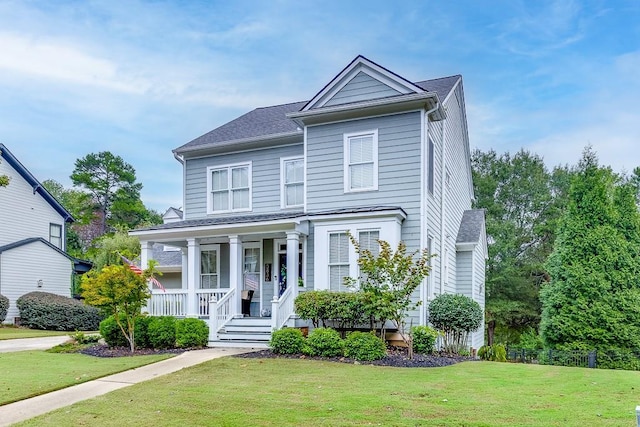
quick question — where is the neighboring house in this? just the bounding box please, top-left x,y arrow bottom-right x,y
131,56 -> 487,348
0,144 -> 91,323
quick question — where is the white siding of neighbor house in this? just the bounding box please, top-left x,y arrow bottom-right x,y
471,234 -> 487,350
323,71 -> 402,107
183,143 -> 304,219
0,241 -> 72,323
0,158 -> 67,247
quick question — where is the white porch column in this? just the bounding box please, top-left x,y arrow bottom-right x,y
229,235 -> 243,315
181,248 -> 188,290
140,241 -> 152,270
186,238 -> 200,317
286,231 -> 300,301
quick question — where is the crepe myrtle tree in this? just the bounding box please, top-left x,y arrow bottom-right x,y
81,260 -> 159,352
344,232 -> 433,357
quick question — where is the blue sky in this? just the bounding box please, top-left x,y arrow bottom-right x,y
1,0 -> 638,212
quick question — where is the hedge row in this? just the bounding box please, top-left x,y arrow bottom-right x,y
100,315 -> 208,349
0,294 -> 8,323
16,291 -> 102,331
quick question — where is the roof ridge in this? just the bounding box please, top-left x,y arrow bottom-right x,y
254,100 -> 308,110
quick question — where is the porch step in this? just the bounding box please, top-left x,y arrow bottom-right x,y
226,317 -> 272,327
208,340 -> 269,349
218,332 -> 271,341
213,316 -> 273,345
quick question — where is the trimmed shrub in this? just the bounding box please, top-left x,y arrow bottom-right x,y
70,331 -> 101,344
99,314 -> 151,348
478,344 -> 507,362
17,291 -> 102,331
344,331 -> 386,361
428,293 -> 483,354
411,325 -> 439,354
303,327 -> 344,357
294,290 -> 367,329
270,327 -> 305,354
148,316 -> 177,349
176,318 -> 209,348
0,294 -> 8,323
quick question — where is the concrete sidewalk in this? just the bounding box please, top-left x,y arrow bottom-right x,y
0,347 -> 252,426
0,336 -> 70,353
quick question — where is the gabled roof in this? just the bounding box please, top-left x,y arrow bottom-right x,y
174,56 -> 461,155
456,210 -> 485,245
0,144 -> 73,223
0,237 -> 92,273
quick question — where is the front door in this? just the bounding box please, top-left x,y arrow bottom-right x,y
243,242 -> 261,316
274,239 -> 303,297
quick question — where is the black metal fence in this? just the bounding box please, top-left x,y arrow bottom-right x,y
506,347 -> 640,370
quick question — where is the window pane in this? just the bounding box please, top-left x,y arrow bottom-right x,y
359,231 -> 380,257
232,188 -> 249,209
244,248 -> 260,272
231,167 -> 248,189
200,274 -> 218,289
212,190 -> 228,211
201,250 -> 218,274
285,159 -> 303,184
212,170 -> 228,191
349,135 -> 373,163
286,183 -> 303,207
329,233 -> 349,263
329,265 -> 350,291
350,163 -> 373,189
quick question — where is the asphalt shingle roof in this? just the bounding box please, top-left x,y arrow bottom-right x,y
456,210 -> 485,244
175,75 -> 460,154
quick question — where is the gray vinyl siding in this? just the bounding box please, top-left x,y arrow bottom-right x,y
471,236 -> 486,350
455,250 -> 473,297
183,143 -> 303,219
219,243 -> 230,288
305,226 -> 315,289
426,120 -> 443,297
323,71 -> 401,107
443,85 -> 473,295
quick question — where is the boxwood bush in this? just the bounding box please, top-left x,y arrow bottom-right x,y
270,327 -> 305,354
17,291 -> 102,331
148,316 -> 177,349
294,291 -> 367,329
411,325 -> 439,354
176,318 -> 209,348
100,314 -> 151,348
0,294 -> 8,323
303,327 -> 344,357
344,331 -> 386,361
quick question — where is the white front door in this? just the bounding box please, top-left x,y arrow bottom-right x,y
243,242 -> 261,315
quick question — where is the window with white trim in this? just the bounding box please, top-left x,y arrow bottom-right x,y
281,157 -> 304,208
49,223 -> 62,249
207,163 -> 251,213
329,232 -> 350,291
344,130 -> 378,192
358,230 -> 380,257
200,247 -> 221,289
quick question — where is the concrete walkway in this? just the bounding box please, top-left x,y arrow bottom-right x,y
0,335 -> 70,353
0,345 -> 252,426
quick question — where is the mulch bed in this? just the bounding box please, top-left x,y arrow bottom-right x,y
235,346 -> 475,368
79,344 -> 187,358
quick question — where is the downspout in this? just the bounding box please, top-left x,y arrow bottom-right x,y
420,99 -> 440,325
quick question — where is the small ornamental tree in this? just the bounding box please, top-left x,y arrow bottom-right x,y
81,261 -> 157,352
429,293 -> 483,354
345,233 -> 432,355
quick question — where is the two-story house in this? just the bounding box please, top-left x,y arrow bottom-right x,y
131,56 -> 486,349
0,144 -> 91,324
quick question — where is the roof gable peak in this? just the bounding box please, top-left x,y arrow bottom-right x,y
302,55 -> 424,111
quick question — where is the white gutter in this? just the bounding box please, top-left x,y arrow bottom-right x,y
420,102 -> 440,325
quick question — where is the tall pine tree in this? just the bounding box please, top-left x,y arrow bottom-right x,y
540,148 -> 640,351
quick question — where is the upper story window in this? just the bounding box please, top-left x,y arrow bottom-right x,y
207,163 -> 252,214
344,130 -> 378,192
281,157 -> 304,208
49,223 -> 62,249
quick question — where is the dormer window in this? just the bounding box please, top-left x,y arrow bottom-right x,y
207,163 -> 252,214
344,130 -> 378,192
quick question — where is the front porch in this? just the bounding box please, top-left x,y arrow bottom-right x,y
134,215 -> 309,347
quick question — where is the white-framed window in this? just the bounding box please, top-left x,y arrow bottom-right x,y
207,163 -> 251,214
281,157 -> 304,208
344,130 -> 378,192
329,232 -> 350,291
200,245 -> 221,289
314,218 -> 402,291
49,223 -> 62,249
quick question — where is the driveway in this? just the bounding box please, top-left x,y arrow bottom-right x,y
0,335 -> 69,353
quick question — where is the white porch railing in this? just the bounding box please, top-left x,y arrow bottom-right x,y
196,290 -> 229,317
208,288 -> 237,341
147,289 -> 229,317
147,290 -> 187,317
271,286 -> 295,331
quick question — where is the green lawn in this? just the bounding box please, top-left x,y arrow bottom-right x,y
0,327 -> 84,340
17,357 -> 640,426
0,350 -> 171,405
